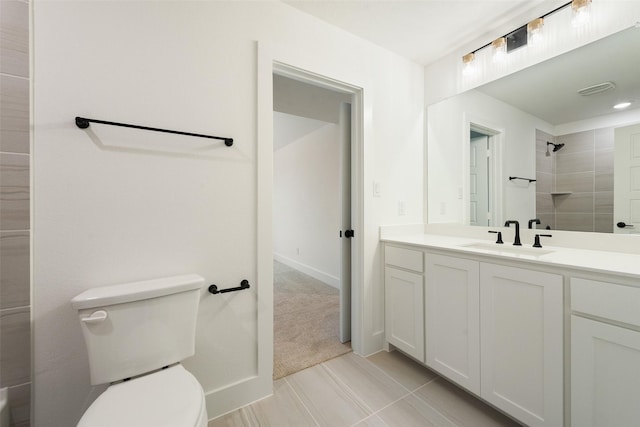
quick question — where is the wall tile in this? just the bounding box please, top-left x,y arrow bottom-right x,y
0,231 -> 29,309
0,0 -> 29,78
555,150 -> 594,174
7,382 -> 30,427
555,172 -> 593,193
595,172 -> 613,192
536,171 -> 552,193
536,193 -> 554,214
595,191 -> 613,214
554,192 -> 593,214
0,306 -> 31,387
537,213 -> 554,230
595,149 -> 613,174
536,149 -> 553,174
556,130 -> 594,154
555,213 -> 594,232
595,127 -> 614,152
0,153 -> 29,230
595,214 -> 614,234
0,75 -> 29,154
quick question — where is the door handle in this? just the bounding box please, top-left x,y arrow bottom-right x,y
616,222 -> 635,228
344,229 -> 355,238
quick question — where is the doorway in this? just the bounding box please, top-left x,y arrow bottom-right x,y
272,71 -> 355,379
467,123 -> 502,227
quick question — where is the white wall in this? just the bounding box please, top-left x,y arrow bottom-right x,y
273,113 -> 340,288
427,89 -> 553,225
32,1 -> 424,426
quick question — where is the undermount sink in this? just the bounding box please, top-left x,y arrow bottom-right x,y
461,242 -> 554,257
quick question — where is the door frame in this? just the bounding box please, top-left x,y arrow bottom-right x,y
257,46 -> 364,387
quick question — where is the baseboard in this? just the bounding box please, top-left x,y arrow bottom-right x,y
273,253 -> 340,289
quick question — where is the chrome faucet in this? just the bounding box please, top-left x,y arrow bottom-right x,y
504,220 -> 522,246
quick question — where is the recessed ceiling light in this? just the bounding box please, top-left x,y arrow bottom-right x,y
614,102 -> 632,110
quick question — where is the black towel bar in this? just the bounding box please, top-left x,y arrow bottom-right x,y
509,176 -> 536,183
75,116 -> 233,146
208,280 -> 250,294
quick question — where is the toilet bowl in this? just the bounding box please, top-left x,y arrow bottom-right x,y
77,365 -> 206,427
72,274 -> 208,427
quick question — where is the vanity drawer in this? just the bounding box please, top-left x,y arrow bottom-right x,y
571,278 -> 640,327
385,245 -> 423,273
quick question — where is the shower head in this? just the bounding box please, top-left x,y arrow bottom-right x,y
546,142 -> 565,153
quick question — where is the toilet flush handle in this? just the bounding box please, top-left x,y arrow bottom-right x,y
81,310 -> 108,324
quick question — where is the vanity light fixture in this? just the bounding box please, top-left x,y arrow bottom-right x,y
571,0 -> 593,27
614,102 -> 632,110
462,52 -> 476,75
492,37 -> 507,62
461,1 -> 592,71
527,17 -> 545,45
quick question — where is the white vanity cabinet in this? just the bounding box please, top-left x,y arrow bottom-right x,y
384,245 -> 424,361
480,263 -> 563,427
389,246 -> 564,427
571,278 -> 640,427
425,254 -> 480,393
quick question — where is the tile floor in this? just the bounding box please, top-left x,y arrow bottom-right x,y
208,350 -> 522,427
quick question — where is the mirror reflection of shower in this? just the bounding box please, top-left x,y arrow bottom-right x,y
545,141 -> 565,156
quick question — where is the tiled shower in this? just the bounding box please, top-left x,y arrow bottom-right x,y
0,0 -> 32,426
536,127 -> 615,233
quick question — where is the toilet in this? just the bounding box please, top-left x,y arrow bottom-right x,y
71,274 -> 208,427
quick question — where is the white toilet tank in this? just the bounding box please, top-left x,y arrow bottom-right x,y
71,274 -> 204,385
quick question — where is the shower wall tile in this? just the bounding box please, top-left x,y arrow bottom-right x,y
0,153 -> 29,230
536,171 -> 552,193
595,191 -> 613,214
0,306 -> 31,387
536,149 -> 553,174
556,130 -> 595,154
0,231 -> 30,309
536,193 -> 554,214
0,0 -> 29,78
595,172 -> 613,192
7,382 -> 30,427
595,149 -> 614,174
0,75 -> 29,154
595,127 -> 614,151
595,214 -> 614,234
556,213 -> 594,232
555,150 -> 594,174
555,172 -> 593,193
554,193 -> 594,214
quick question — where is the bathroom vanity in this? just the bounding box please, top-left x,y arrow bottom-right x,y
382,225 -> 640,427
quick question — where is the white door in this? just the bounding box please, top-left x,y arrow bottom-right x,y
479,263 -> 563,427
614,123 -> 640,234
572,315 -> 640,427
470,136 -> 489,226
339,102 -> 352,343
425,254 -> 480,393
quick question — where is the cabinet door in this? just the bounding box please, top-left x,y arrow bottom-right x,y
425,254 -> 480,393
480,263 -> 563,427
572,315 -> 640,427
385,267 -> 424,361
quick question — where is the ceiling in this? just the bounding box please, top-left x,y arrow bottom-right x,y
283,0 -> 551,66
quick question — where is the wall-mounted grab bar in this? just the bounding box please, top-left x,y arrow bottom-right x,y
208,280 -> 250,295
509,176 -> 536,183
75,116 -> 233,146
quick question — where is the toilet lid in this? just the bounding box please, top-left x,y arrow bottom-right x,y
78,364 -> 205,427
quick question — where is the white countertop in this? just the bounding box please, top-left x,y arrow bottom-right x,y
382,233 -> 640,280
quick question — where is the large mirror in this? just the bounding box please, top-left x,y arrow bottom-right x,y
427,25 -> 640,234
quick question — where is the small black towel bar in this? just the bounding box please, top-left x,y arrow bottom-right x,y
209,280 -> 250,295
509,176 -> 536,183
75,116 -> 233,146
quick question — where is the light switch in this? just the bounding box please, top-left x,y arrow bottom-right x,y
373,181 -> 382,197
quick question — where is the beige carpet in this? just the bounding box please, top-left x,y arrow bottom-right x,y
273,261 -> 351,379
